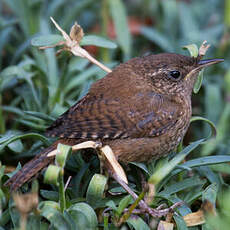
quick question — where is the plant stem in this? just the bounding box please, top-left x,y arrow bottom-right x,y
101,0 -> 110,63
59,169 -> 66,212
0,95 -> 5,134
50,17 -> 112,73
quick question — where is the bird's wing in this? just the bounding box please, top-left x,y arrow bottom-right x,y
46,90 -> 180,140
46,94 -> 134,139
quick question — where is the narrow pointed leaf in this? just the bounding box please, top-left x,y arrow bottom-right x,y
149,139 -> 204,184
31,34 -> 64,47
81,35 -> 117,49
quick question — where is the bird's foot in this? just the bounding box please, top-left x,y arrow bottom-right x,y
138,201 -> 183,218
111,172 -> 183,218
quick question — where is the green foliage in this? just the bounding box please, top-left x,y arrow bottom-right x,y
183,44 -> 204,93
0,0 -> 230,229
86,174 -> 107,208
31,34 -> 117,49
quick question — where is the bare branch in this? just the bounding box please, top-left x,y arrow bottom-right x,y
46,17 -> 112,73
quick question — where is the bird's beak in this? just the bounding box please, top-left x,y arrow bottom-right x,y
197,58 -> 224,68
186,58 -> 224,79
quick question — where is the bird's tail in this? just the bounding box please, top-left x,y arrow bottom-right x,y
4,142 -> 58,191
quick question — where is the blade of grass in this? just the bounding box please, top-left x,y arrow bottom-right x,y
149,139 -> 204,185
108,0 -> 131,59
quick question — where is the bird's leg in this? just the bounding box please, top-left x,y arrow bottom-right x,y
138,169 -> 148,191
94,143 -> 183,217
111,172 -> 183,218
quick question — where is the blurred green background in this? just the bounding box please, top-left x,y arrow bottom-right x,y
0,0 -> 230,229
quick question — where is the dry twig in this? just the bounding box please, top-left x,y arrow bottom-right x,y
40,17 -> 112,73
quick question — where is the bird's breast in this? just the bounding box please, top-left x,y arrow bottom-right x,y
163,94 -> 192,152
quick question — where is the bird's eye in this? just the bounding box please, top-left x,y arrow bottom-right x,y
169,70 -> 181,80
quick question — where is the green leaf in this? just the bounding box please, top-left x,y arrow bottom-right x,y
105,200 -> 117,213
15,119 -> 46,131
173,215 -> 188,230
198,166 -> 221,188
5,163 -> 21,178
2,106 -> 25,117
40,190 -> 59,202
220,189 -> 230,214
117,195 -> 133,216
26,214 -> 42,230
0,64 -> 41,109
225,0 -> 230,26
0,66 -> 23,92
64,65 -> 102,94
109,0 -> 131,58
201,103 -> 230,155
81,35 -> 117,49
109,183 -> 136,194
190,116 -> 217,139
183,43 -> 204,94
31,34 -> 64,47
210,163 -> 230,174
129,162 -> 149,175
24,111 -> 56,122
140,26 -> 174,52
202,184 -> 218,230
205,83 -> 223,125
62,211 -> 77,230
68,58 -> 89,72
159,176 -> 206,198
40,206 -> 71,230
86,174 -> 107,207
55,143 -> 72,168
39,200 -> 60,211
193,69 -> 204,93
183,44 -> 199,57
0,65 -> 23,77
0,189 -> 6,209
44,165 -> 61,186
202,183 -> 218,205
149,139 -> 204,184
9,198 -> 20,228
179,2 -> 199,41
225,69 -> 230,93
127,216 -> 150,230
0,209 -> 10,227
169,197 -> 192,217
183,155 -> 230,167
0,132 -> 50,153
68,202 -> 98,229
0,164 -> 5,181
171,155 -> 230,177
72,163 -> 90,197
32,33 -> 117,50
7,139 -> 23,153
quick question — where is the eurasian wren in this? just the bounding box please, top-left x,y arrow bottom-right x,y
5,53 -> 223,191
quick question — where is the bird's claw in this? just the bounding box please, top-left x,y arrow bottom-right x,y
139,201 -> 184,218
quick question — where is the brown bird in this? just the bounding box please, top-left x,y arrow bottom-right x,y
5,53 -> 223,191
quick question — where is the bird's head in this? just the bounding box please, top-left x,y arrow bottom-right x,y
139,53 -> 223,96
